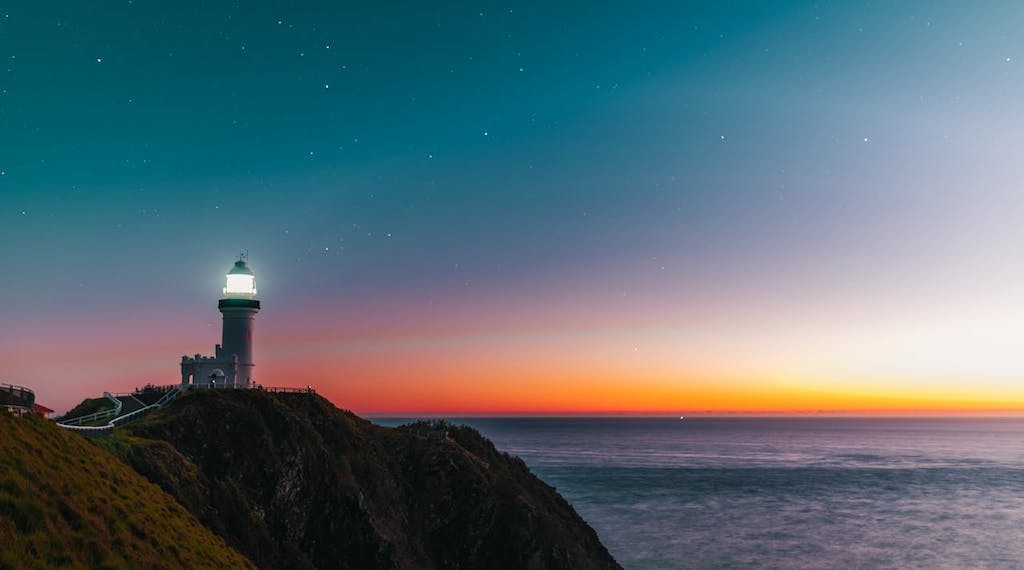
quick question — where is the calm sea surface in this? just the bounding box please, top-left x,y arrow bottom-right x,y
372,417 -> 1024,569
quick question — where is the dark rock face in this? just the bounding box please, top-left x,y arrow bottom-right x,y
116,390 -> 620,570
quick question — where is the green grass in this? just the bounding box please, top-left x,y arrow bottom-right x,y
0,409 -> 254,569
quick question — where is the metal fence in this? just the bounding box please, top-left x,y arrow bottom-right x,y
258,386 -> 317,394
187,384 -> 317,394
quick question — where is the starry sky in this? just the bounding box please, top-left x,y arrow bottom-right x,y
4,1 -> 1024,414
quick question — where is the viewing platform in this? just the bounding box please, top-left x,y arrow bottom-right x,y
1,382 -> 35,416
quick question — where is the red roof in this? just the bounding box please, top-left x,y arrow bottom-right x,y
33,403 -> 55,414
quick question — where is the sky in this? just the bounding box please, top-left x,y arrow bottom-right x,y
3,1 -> 1024,414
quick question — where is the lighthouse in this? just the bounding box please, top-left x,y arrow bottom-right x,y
180,256 -> 261,389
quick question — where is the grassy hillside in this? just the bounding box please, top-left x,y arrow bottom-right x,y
0,410 -> 254,569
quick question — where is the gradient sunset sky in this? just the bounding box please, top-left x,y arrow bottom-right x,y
4,2 -> 1024,414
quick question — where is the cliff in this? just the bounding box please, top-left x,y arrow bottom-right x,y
107,389 -> 621,569
0,409 -> 253,569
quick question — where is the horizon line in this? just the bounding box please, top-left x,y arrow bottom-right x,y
358,409 -> 1024,418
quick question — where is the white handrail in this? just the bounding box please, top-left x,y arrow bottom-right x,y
58,388 -> 180,435
57,393 -> 123,427
105,392 -> 124,416
57,385 -> 315,435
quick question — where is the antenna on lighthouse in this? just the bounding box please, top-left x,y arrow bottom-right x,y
238,251 -> 248,263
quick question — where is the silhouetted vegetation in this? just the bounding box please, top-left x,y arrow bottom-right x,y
133,386 -> 172,406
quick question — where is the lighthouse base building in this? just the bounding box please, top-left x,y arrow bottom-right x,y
180,343 -> 252,389
181,258 -> 260,390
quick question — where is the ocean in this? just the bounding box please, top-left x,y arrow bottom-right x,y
373,417 -> 1024,569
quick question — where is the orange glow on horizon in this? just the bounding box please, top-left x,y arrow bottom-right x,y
251,323 -> 1024,416
269,356 -> 1024,417
10,292 -> 1024,417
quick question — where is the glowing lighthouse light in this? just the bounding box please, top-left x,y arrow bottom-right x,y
224,258 -> 257,298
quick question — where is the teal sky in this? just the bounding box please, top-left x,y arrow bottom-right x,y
4,2 -> 1024,412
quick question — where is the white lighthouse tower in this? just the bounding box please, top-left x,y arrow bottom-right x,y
180,256 -> 261,389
